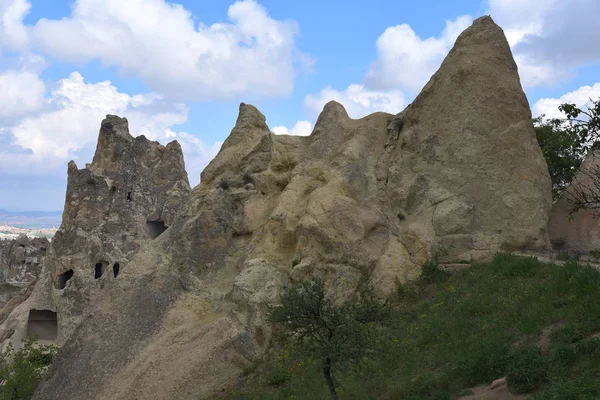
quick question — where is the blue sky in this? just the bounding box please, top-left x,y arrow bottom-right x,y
0,0 -> 599,211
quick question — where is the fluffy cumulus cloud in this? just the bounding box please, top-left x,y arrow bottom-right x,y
0,69 -> 45,120
0,72 -> 218,185
365,15 -> 473,92
30,0 -> 304,101
0,0 -> 30,51
488,0 -> 600,87
271,120 -> 312,136
532,83 -> 600,119
305,84 -> 405,119
300,15 -> 468,124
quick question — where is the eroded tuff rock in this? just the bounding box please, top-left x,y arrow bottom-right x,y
31,16 -> 551,400
548,151 -> 600,251
0,235 -> 48,289
0,116 -> 190,347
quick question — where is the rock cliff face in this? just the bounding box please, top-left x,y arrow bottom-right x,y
0,116 -> 190,347
548,151 -> 600,251
0,235 -> 48,289
24,16 -> 551,400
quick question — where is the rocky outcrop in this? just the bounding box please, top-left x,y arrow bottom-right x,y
376,15 -> 551,276
29,16 -> 551,400
0,235 -> 48,289
548,151 -> 600,251
0,116 -> 190,347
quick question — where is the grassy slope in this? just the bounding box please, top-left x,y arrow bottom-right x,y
228,254 -> 600,400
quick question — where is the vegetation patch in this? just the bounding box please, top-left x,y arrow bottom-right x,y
227,254 -> 600,400
0,337 -> 59,400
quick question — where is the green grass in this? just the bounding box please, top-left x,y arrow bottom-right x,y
226,254 -> 600,400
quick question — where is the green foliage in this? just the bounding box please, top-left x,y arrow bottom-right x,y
534,98 -> 600,199
590,249 -> 600,260
0,338 -> 59,400
534,116 -> 584,198
559,100 -> 600,151
230,255 -> 600,400
267,367 -> 290,387
507,345 -> 547,393
269,279 -> 391,399
419,245 -> 450,284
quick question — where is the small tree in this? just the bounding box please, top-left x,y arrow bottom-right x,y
0,337 -> 59,400
552,98 -> 600,213
534,116 -> 585,198
270,279 -> 390,400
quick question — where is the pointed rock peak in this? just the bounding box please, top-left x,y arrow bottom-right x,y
312,101 -> 350,136
234,103 -> 268,131
100,115 -> 132,140
67,160 -> 78,174
449,15 -> 514,68
321,101 -> 349,120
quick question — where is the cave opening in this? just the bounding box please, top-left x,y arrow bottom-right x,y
145,220 -> 167,239
94,261 -> 107,279
56,269 -> 74,289
113,263 -> 120,278
27,310 -> 57,341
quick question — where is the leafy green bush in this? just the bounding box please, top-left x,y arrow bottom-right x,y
0,338 -> 59,400
270,279 -> 391,400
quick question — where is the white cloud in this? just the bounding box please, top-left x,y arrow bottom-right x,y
0,72 -> 220,185
175,133 -> 222,185
304,84 -> 405,119
0,0 -> 30,52
0,69 -> 45,120
532,83 -> 600,119
488,0 -> 600,88
30,0 -> 305,101
364,15 -> 473,92
271,120 -> 312,136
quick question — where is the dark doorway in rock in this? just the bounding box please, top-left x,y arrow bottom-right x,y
127,192 -> 132,201
113,263 -> 120,278
145,220 -> 167,239
27,310 -> 57,341
56,269 -> 74,289
95,261 -> 107,279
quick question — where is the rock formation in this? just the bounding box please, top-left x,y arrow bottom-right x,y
548,150 -> 600,251
0,116 -> 190,347
0,235 -> 48,289
8,16 -> 552,400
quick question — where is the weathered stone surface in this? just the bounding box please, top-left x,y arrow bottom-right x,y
548,151 -> 600,251
0,115 -> 190,348
381,16 -> 551,263
0,235 -> 48,289
30,16 -> 552,400
0,236 -> 47,321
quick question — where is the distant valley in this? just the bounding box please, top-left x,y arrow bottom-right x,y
0,209 -> 61,239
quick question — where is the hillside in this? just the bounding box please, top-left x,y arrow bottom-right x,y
230,254 -> 600,400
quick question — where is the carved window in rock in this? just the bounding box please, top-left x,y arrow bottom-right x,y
95,261 -> 108,279
113,263 -> 120,278
145,220 -> 167,239
27,309 -> 57,341
56,269 -> 74,289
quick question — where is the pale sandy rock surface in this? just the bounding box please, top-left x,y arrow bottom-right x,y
22,16 -> 553,400
548,150 -> 600,251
